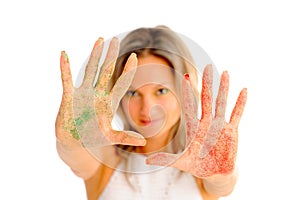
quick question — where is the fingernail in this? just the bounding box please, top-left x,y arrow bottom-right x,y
93,37 -> 103,49
184,73 -> 190,80
130,52 -> 137,58
62,51 -> 69,62
125,53 -> 137,73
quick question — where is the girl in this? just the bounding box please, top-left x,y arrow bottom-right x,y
56,25 -> 247,200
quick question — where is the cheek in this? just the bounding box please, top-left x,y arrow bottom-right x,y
121,98 -> 138,120
163,98 -> 181,120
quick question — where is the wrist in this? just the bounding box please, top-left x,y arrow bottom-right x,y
202,167 -> 238,196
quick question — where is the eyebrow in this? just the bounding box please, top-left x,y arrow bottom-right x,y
128,82 -> 174,90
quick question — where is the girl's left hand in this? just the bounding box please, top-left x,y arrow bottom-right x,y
146,64 -> 247,178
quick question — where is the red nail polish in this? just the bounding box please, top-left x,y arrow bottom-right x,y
184,73 -> 189,80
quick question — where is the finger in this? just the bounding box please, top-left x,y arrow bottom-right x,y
146,152 -> 178,167
60,51 -> 73,94
182,74 -> 199,144
229,88 -> 247,128
201,64 -> 213,120
73,111 -> 146,147
95,37 -> 119,91
215,71 -> 229,119
111,53 -> 137,115
110,130 -> 146,146
199,117 -> 224,158
81,38 -> 104,88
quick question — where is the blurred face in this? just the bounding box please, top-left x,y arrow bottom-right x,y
121,54 -> 181,139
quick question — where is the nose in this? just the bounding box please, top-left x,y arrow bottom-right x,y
140,95 -> 155,117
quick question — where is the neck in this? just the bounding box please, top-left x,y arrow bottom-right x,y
135,122 -> 179,155
136,134 -> 169,154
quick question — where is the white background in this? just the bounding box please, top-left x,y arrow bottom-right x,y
1,0 -> 299,199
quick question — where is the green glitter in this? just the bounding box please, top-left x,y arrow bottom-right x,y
81,110 -> 91,120
103,91 -> 108,96
70,109 -> 92,140
63,52 -> 69,62
70,128 -> 80,140
74,117 -> 83,127
95,91 -> 101,98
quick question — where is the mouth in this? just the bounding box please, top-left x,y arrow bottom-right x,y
139,118 -> 162,126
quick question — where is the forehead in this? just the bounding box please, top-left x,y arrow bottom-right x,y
131,64 -> 174,88
137,54 -> 170,66
130,55 -> 175,89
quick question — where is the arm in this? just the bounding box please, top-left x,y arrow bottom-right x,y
56,45 -> 103,180
56,38 -> 145,182
84,159 -> 116,200
200,168 -> 238,197
56,141 -> 101,180
146,65 -> 247,197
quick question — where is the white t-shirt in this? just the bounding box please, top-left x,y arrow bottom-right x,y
99,153 -> 203,200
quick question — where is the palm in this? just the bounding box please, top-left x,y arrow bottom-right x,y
146,65 -> 247,178
56,38 -> 145,149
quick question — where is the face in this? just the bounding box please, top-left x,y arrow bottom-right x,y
121,54 -> 181,139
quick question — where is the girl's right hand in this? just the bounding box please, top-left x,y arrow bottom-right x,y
55,37 -> 146,150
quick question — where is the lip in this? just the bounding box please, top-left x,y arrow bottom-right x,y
139,118 -> 162,126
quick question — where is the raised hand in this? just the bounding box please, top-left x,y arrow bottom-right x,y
55,37 -> 146,149
146,64 -> 247,178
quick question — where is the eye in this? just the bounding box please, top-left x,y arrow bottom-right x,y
156,88 -> 169,95
125,90 -> 139,97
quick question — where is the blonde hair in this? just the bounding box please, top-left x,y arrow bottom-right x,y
108,25 -> 199,157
